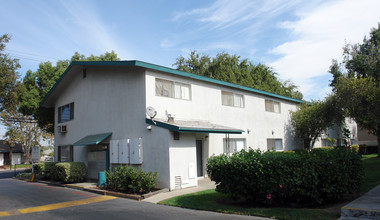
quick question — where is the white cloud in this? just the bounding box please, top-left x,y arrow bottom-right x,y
173,0 -> 301,30
59,0 -> 133,59
167,0 -> 305,50
269,0 -> 380,100
206,41 -> 241,51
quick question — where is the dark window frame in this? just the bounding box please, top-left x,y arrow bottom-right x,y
58,145 -> 73,162
58,102 -> 74,123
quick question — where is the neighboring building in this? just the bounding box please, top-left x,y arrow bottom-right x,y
357,127 -> 378,146
0,140 -> 27,166
40,60 -> 357,190
319,118 -> 358,147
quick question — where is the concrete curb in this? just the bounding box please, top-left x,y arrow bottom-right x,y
16,178 -> 168,201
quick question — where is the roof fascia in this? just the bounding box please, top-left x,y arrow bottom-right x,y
40,60 -> 304,107
146,119 -> 244,134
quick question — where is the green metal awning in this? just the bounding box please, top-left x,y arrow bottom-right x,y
73,133 -> 112,146
146,119 -> 244,134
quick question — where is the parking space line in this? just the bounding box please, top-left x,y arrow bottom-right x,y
72,191 -> 95,197
27,182 -> 59,190
0,196 -> 116,217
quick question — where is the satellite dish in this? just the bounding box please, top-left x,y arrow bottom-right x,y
146,106 -> 157,118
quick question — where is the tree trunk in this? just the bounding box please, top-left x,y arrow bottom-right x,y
377,133 -> 380,158
304,139 -> 311,151
377,125 -> 380,158
9,146 -> 12,170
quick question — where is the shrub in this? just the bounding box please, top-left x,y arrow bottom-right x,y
33,163 -> 45,175
366,145 -> 378,154
106,165 -> 157,194
321,146 -> 334,149
33,162 -> 58,180
55,162 -> 87,183
45,162 -> 59,180
351,145 -> 359,153
207,148 -> 364,206
16,172 -> 33,178
359,144 -> 367,155
293,148 -> 308,155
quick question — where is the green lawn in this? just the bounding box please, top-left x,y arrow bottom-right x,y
159,154 -> 380,220
159,189 -> 336,220
0,164 -> 33,169
360,154 -> 380,193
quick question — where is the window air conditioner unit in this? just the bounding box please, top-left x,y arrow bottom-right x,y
58,125 -> 67,133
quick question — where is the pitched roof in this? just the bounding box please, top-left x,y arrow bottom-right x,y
0,140 -> 24,153
40,60 -> 303,107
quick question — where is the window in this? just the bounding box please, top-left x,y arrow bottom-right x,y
155,78 -> 191,100
223,138 -> 246,154
58,145 -> 73,162
267,139 -> 283,151
265,100 -> 281,113
221,91 -> 244,108
58,103 -> 74,123
321,138 -> 329,147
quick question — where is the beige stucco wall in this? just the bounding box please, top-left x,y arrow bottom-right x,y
145,69 -> 300,153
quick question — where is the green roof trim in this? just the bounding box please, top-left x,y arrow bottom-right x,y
73,133 -> 112,146
146,119 -> 244,134
40,60 -> 303,107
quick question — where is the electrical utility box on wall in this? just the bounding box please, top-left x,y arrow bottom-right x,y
110,139 -> 129,164
110,139 -> 119,164
129,138 -> 143,164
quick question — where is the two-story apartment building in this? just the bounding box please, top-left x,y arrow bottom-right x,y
40,60 -> 356,190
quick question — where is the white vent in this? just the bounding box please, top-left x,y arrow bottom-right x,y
58,125 -> 67,133
175,176 -> 182,189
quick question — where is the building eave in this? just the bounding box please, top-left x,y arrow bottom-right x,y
39,60 -> 304,108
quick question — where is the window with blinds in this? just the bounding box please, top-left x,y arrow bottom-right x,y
58,102 -> 74,123
155,78 -> 191,100
267,139 -> 283,151
223,138 -> 246,154
221,91 -> 244,108
58,145 -> 73,162
265,100 -> 281,113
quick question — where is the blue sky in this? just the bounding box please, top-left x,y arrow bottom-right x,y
0,0 -> 379,138
2,0 -> 379,100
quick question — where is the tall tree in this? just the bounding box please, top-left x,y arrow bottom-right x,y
291,96 -> 344,150
0,34 -> 22,167
1,111 -> 43,163
174,51 -> 303,100
330,23 -> 380,156
0,34 -> 20,113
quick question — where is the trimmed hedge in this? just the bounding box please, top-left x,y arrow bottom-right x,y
207,148 -> 364,206
33,162 -> 58,180
106,165 -> 158,194
56,162 -> 87,183
358,144 -> 378,155
32,162 -> 86,183
351,145 -> 359,153
359,144 -> 367,155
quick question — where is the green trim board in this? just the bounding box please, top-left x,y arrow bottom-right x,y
73,133 -> 112,146
40,60 -> 304,107
146,119 -> 244,134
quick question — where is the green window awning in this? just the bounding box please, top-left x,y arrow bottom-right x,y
73,133 -> 112,146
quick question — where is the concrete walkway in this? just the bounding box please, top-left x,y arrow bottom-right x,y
340,184 -> 380,219
142,178 -> 216,203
